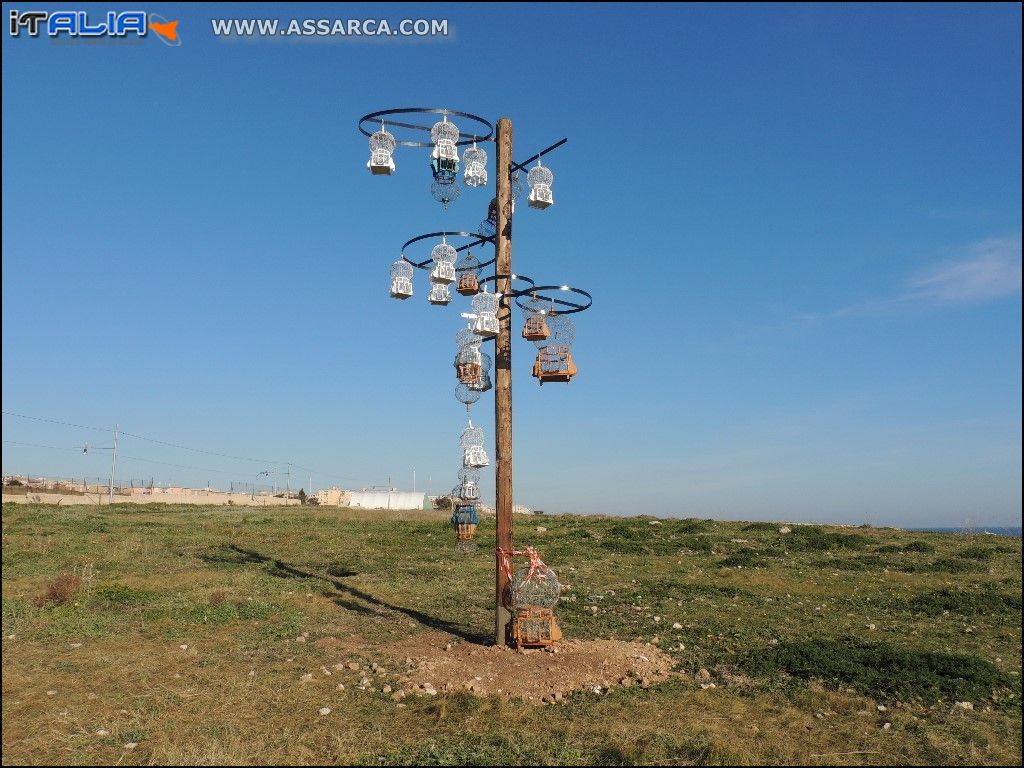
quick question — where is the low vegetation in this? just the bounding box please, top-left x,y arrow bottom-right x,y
2,504 -> 1020,765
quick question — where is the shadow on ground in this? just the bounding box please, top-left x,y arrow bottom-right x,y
201,544 -> 490,645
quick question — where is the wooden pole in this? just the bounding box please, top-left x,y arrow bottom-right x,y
494,117 -> 514,646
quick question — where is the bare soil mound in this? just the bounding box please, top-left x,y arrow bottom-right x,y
387,632 -> 676,704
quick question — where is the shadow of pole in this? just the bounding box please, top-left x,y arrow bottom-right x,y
227,544 -> 491,645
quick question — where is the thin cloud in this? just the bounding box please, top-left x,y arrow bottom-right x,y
907,237 -> 1022,305
819,236 -> 1022,320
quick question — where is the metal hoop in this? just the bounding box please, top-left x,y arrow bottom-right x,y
514,285 -> 593,315
400,231 -> 496,271
478,273 -> 537,297
358,108 -> 494,148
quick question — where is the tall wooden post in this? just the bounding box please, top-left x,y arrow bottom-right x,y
494,117 -> 514,645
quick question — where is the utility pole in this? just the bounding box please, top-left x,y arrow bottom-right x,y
108,424 -> 118,504
494,117 -> 514,645
286,462 -> 292,506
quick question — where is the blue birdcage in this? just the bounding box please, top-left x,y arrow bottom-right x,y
451,504 -> 480,541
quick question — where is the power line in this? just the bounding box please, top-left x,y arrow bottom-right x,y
4,409 -> 365,487
2,440 -> 85,452
2,411 -> 110,433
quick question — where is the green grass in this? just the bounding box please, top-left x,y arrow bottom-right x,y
2,503 -> 1021,766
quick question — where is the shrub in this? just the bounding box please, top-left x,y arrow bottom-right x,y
33,573 -> 82,607
741,636 -> 1010,703
909,588 -> 1021,617
875,540 -> 935,554
784,526 -> 870,552
94,583 -> 152,606
719,549 -> 766,568
209,589 -> 226,606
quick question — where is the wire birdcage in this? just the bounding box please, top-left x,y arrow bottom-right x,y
390,259 -> 413,299
463,144 -> 488,187
456,252 -> 480,296
430,240 -> 457,284
428,283 -> 452,305
367,127 -> 396,175
527,162 -> 554,209
509,561 -> 562,610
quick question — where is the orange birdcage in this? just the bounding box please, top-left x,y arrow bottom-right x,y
532,345 -> 577,384
512,606 -> 562,647
521,314 -> 550,341
456,271 -> 480,296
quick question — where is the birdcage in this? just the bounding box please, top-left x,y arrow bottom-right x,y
390,259 -> 413,299
428,283 -> 451,305
532,345 -> 577,384
367,127 -> 396,175
451,504 -> 479,541
431,179 -> 460,207
454,345 -> 490,384
463,145 -> 488,187
451,477 -> 480,503
522,315 -> 550,341
508,556 -> 563,647
466,371 -> 492,393
461,424 -> 489,468
430,241 -> 457,284
472,292 -> 500,338
456,252 -> 480,296
431,119 -> 460,157
512,607 -> 561,647
527,163 -> 554,209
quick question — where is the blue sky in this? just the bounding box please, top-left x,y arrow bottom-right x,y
2,3 -> 1020,527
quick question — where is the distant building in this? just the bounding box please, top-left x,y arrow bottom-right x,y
348,489 -> 429,511
315,487 -> 352,506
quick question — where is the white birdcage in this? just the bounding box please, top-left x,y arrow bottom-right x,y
389,259 -> 413,299
454,344 -> 489,384
463,145 -> 488,187
452,479 -> 480,502
472,291 -> 500,338
367,128 -> 396,175
428,283 -> 451,305
431,118 -> 460,163
430,240 -> 457,284
463,445 -> 489,468
527,162 -> 554,209
461,423 -> 489,468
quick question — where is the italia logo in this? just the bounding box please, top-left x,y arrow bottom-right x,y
8,9 -> 181,46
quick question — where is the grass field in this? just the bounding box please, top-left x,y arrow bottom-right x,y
2,503 -> 1021,765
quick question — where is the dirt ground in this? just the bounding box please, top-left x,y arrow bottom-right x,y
383,631 -> 677,704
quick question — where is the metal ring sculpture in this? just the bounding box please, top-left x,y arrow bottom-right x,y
358,108 -> 494,148
401,231 -> 496,272
514,285 -> 593,316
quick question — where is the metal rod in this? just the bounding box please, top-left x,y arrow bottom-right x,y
510,137 -> 568,176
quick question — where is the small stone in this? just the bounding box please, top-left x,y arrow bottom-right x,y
672,622 -> 683,630
696,668 -> 712,683
778,526 -> 791,534
592,685 -> 602,694
444,643 -> 453,651
301,631 -> 309,638
179,644 -> 188,650
320,666 -> 331,676
336,683 -> 345,691
347,662 -> 360,671
318,707 -> 331,716
391,690 -> 405,702
877,704 -> 887,712
248,670 -> 255,677
124,742 -> 138,750
536,526 -> 547,532
295,636 -> 306,643
700,682 -> 716,690
95,729 -> 109,736
300,673 -> 314,683
866,623 -> 876,631
423,686 -> 437,696
332,663 -> 345,672
653,616 -> 661,623
955,701 -> 974,711
619,676 -> 633,687
882,722 -> 891,730
70,643 -> 82,649
46,690 -> 57,696
382,685 -> 392,694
